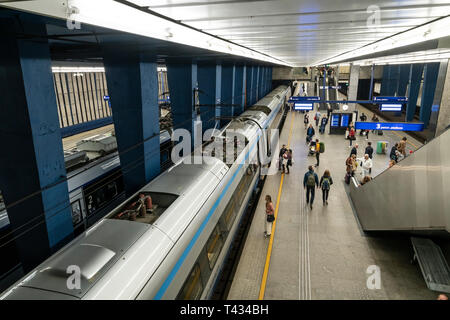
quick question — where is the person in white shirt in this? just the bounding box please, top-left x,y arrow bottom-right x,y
358,154 -> 373,177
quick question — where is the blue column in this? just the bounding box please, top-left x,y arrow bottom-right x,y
167,63 -> 197,136
380,65 -> 390,96
405,63 -> 424,122
420,62 -> 440,128
258,65 -> 264,99
103,51 -> 160,195
252,66 -> 258,104
234,65 -> 245,116
220,64 -> 234,127
381,65 -> 401,96
397,64 -> 411,97
246,65 -> 253,108
198,63 -> 221,132
369,64 -> 375,100
269,67 -> 273,92
0,18 -> 73,271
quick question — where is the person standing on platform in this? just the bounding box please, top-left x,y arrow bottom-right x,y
390,143 -> 399,163
398,137 -> 407,157
365,142 -> 374,174
278,144 -> 287,170
315,111 -> 321,127
314,139 -> 321,167
304,112 -> 309,128
303,165 -> 319,209
306,124 -> 315,144
350,143 -> 358,157
327,105 -> 332,118
285,149 -> 293,174
264,195 -> 275,238
359,154 -> 373,177
320,115 -> 328,134
348,126 -> 356,146
319,169 -> 333,205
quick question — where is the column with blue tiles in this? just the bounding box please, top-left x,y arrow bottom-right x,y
0,18 -> 74,272
268,67 -> 272,92
198,63 -> 221,132
246,65 -> 253,108
254,66 -> 260,102
258,65 -> 264,99
220,64 -> 234,127
234,65 -> 245,116
420,62 -> 440,128
103,50 -> 160,196
397,64 -> 411,97
167,62 -> 197,138
405,64 -> 424,122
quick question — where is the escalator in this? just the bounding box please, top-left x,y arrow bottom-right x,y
349,127 -> 450,233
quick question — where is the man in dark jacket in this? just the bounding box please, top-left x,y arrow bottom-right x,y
350,144 -> 358,157
306,124 -> 315,143
303,165 -> 319,209
279,144 -> 287,170
365,142 -> 373,159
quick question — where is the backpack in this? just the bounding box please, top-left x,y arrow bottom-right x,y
306,172 -> 316,187
322,177 -> 330,190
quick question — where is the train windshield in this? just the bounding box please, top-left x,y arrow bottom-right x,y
110,192 -> 178,224
248,105 -> 271,115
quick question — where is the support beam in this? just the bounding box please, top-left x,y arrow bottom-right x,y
420,62 -> 440,128
427,60 -> 449,139
0,18 -> 73,272
405,64 -> 424,122
258,65 -> 263,100
252,65 -> 258,104
103,50 -> 160,195
246,65 -> 253,108
348,64 -> 360,111
397,64 -> 411,97
233,65 -> 245,116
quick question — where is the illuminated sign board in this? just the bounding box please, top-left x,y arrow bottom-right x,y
380,103 -> 402,111
294,103 -> 313,110
289,96 -> 320,103
354,122 -> 424,131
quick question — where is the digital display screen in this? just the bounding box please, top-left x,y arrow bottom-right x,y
294,103 -> 313,110
331,114 -> 340,127
380,103 -> 402,111
340,114 -> 349,127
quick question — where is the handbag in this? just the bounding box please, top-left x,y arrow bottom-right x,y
267,214 -> 275,223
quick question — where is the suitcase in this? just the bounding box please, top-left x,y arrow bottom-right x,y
319,142 -> 325,153
345,173 -> 351,185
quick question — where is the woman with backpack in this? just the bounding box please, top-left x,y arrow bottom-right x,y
320,170 -> 333,205
264,195 -> 275,238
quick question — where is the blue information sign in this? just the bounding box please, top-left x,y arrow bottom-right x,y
331,114 -> 340,127
380,103 -> 402,111
340,114 -> 349,127
103,95 -> 110,101
374,96 -> 408,103
354,122 -> 424,131
289,96 -> 320,103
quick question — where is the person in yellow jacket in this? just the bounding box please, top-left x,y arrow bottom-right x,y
315,139 -> 321,167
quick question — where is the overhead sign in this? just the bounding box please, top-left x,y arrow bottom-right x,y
319,86 -> 341,89
294,102 -> 313,111
103,95 -> 110,101
380,103 -> 402,111
354,121 -> 424,131
289,96 -> 320,103
374,96 -> 408,103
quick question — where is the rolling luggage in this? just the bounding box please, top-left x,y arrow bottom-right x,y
345,173 -> 351,185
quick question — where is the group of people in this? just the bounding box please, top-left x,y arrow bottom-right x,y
345,142 -> 374,184
389,136 -> 409,165
278,144 -> 293,174
304,111 -> 328,135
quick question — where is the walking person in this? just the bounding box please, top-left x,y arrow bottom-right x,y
314,111 -> 321,127
303,165 -> 319,209
350,143 -> 358,157
390,143 -> 399,163
314,139 -> 321,167
285,149 -> 293,174
365,142 -> 374,174
320,169 -> 333,205
306,124 -> 315,144
320,115 -> 328,134
304,113 -> 309,128
348,126 -> 356,146
278,144 -> 287,170
327,105 -> 332,118
264,195 -> 275,238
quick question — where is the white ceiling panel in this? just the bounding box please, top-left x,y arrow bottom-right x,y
134,0 -> 450,65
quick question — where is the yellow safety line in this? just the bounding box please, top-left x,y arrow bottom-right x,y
258,111 -> 295,300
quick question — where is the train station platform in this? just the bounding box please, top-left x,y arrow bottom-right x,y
228,105 -> 441,300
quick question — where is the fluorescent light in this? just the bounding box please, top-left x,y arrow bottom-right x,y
315,16 -> 450,65
349,48 -> 450,66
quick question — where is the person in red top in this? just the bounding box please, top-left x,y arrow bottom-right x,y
348,126 -> 356,147
264,195 -> 275,238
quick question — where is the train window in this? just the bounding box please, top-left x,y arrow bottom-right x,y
205,225 -> 224,269
71,200 -> 83,226
176,264 -> 203,300
222,199 -> 236,231
249,105 -> 271,116
111,192 -> 178,224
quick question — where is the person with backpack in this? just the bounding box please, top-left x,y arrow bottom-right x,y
314,111 -> 321,127
320,170 -> 333,205
314,139 -> 321,167
285,149 -> 293,174
303,165 -> 319,209
264,195 -> 275,238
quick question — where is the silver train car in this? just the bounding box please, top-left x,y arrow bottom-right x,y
0,85 -> 291,300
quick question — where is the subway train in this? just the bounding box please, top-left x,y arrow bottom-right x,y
0,85 -> 291,300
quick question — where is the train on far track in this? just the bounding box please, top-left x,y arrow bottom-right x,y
1,85 -> 291,300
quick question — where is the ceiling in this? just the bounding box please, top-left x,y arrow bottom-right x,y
131,0 -> 450,66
